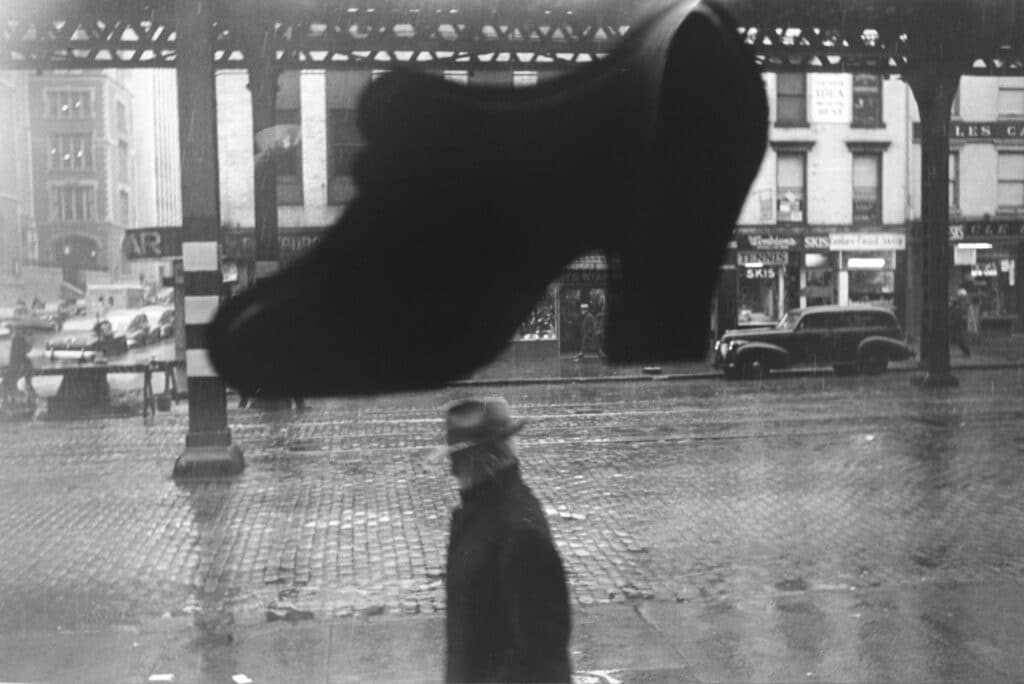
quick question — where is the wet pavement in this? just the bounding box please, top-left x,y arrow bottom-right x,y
2,366 -> 1024,682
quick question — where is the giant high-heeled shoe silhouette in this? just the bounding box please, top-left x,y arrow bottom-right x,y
208,0 -> 768,396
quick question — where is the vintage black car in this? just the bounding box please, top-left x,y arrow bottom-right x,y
713,304 -> 914,379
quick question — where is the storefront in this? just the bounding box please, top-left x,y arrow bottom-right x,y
556,254 -> 606,354
718,230 -> 907,332
949,219 -> 1024,334
828,232 -> 905,315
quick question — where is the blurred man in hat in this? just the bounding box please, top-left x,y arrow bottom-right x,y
436,396 -> 571,683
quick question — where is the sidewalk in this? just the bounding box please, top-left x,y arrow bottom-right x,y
3,583 -> 1022,683
455,333 -> 1023,386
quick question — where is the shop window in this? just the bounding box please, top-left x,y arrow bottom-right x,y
852,74 -> 882,127
949,152 -> 960,211
775,73 -> 806,127
997,151 -> 1024,210
51,185 -> 96,222
852,153 -> 881,224
46,90 -> 92,118
776,152 -> 806,224
275,108 -> 303,205
48,134 -> 92,170
997,82 -> 1024,118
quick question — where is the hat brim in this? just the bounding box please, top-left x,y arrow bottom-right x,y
425,418 -> 527,464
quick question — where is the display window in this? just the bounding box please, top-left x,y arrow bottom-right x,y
843,250 -> 896,307
802,252 -> 835,306
516,290 -> 556,341
738,266 -> 780,324
557,285 -> 606,353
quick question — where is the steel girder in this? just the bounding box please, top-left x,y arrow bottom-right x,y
1,0 -> 1023,74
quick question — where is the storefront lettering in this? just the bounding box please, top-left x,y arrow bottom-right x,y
949,220 -> 1024,239
829,233 -> 905,251
741,235 -> 799,250
803,235 -> 830,250
743,267 -> 776,280
738,251 -> 789,266
912,121 -> 1024,140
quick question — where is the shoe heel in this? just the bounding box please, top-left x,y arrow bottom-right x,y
603,1 -> 767,363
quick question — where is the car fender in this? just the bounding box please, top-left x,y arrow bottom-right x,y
857,336 -> 913,361
733,341 -> 790,369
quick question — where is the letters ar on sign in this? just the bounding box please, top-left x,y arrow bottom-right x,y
123,227 -> 181,260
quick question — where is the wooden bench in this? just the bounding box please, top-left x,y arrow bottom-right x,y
23,360 -> 183,421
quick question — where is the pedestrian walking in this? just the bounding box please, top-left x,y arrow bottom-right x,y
949,289 -> 971,357
575,303 -> 598,361
2,327 -> 37,409
434,397 -> 572,683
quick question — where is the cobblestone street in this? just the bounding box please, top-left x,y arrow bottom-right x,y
3,368 -> 1024,646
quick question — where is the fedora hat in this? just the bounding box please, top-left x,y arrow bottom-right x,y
431,397 -> 526,460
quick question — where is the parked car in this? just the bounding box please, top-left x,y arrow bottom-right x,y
140,305 -> 174,342
45,316 -> 128,361
713,304 -> 914,379
106,309 -> 151,349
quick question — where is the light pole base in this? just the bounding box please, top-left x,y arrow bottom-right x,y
910,372 -> 960,389
173,444 -> 245,477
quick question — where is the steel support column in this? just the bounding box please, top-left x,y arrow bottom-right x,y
905,61 -> 963,388
243,28 -> 294,411
172,0 -> 243,476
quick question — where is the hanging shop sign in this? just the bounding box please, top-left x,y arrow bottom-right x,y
738,251 -> 789,266
948,220 -> 1024,240
829,232 -> 905,251
971,262 -> 999,278
912,121 -> 1024,141
738,235 -> 799,251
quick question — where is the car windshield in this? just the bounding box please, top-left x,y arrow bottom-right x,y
776,311 -> 801,330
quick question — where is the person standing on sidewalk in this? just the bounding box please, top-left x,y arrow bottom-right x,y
434,396 -> 572,683
2,327 -> 37,409
575,303 -> 598,362
949,289 -> 971,358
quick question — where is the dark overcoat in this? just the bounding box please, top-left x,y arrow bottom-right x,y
445,463 -> 571,683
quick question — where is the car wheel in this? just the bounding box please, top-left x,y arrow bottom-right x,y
858,352 -> 888,375
740,357 -> 769,380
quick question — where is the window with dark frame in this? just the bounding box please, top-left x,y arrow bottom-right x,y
997,83 -> 1024,118
46,90 -> 92,119
776,152 -> 806,223
48,134 -> 92,170
852,74 -> 882,127
997,151 -> 1024,210
116,100 -> 128,132
949,152 -> 960,211
852,153 -> 882,224
50,185 -> 96,222
119,189 -> 130,226
775,73 -> 806,127
117,140 -> 129,181
275,108 -> 303,205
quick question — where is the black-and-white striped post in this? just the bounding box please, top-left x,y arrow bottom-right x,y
172,0 -> 243,476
